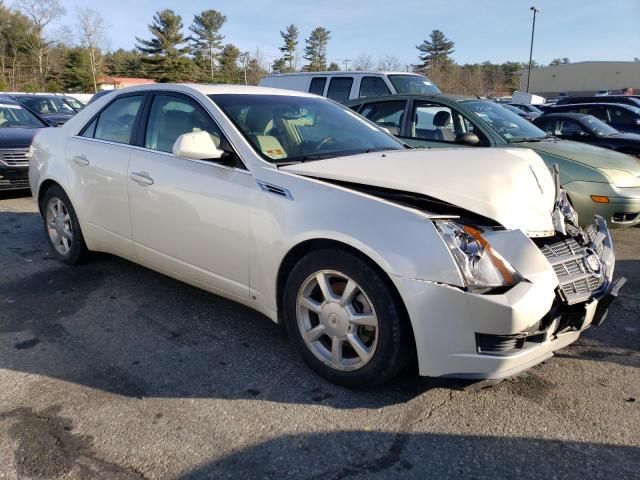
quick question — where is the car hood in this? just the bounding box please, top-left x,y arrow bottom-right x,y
281,148 -> 556,236
40,113 -> 73,125
523,138 -> 640,175
0,127 -> 40,149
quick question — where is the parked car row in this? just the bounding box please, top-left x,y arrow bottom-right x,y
345,93 -> 640,228
0,98 -> 49,190
28,83 -> 625,387
0,93 -> 84,126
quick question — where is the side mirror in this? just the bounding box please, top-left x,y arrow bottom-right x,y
172,131 -> 225,160
456,132 -> 480,145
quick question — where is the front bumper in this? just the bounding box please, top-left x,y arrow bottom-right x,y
563,181 -> 640,228
393,217 -> 624,379
0,167 -> 29,191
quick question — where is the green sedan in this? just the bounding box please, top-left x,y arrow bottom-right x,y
344,94 -> 640,228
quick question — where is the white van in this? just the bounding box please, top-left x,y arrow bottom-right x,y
259,71 -> 441,102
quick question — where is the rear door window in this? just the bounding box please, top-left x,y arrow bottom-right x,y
308,77 -> 327,96
88,95 -> 144,144
327,77 -> 354,102
359,76 -> 391,99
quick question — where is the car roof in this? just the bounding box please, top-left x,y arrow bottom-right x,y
553,102 -> 637,109
263,71 -> 420,77
110,83 -> 320,98
536,112 -> 589,120
0,97 -> 22,106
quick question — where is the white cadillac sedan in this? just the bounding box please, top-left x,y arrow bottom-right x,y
29,84 -> 624,386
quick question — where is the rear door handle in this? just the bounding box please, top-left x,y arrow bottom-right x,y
72,155 -> 90,166
129,171 -> 154,186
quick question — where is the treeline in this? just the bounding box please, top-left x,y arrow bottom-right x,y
0,0 -> 563,96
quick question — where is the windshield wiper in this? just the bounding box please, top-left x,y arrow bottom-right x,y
277,147 -> 399,166
509,135 -> 553,143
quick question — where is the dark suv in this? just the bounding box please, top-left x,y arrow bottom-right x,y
549,102 -> 640,134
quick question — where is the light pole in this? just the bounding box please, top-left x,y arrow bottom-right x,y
526,6 -> 540,93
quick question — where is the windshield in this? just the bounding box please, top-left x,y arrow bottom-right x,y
388,75 -> 441,95
0,102 -> 46,128
461,100 -> 548,142
209,94 -> 404,164
64,97 -> 84,111
582,116 -> 618,137
18,96 -> 75,115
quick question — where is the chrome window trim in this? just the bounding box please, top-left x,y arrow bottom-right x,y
70,135 -> 252,175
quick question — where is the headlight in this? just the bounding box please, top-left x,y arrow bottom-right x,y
601,169 -> 640,188
434,220 -> 521,293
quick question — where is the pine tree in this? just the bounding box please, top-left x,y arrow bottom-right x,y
189,9 -> 226,82
135,9 -> 192,82
327,62 -> 340,71
217,43 -> 241,83
303,27 -> 330,72
271,57 -> 287,74
279,24 -> 298,71
415,30 -> 455,71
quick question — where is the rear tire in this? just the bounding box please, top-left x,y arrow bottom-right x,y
283,248 -> 413,387
41,185 -> 89,265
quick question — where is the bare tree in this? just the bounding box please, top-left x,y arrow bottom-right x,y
76,8 -> 106,92
353,53 -> 374,71
377,54 -> 401,71
15,0 -> 65,88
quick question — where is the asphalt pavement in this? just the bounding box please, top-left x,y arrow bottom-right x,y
0,191 -> 638,480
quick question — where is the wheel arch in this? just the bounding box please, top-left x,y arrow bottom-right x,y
275,238 -> 417,355
37,179 -> 65,213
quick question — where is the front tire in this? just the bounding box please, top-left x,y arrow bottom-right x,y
283,248 -> 413,387
41,185 -> 89,265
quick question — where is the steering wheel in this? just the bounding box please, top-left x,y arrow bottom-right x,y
315,136 -> 335,151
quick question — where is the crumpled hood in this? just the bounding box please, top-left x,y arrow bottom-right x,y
282,147 -> 556,236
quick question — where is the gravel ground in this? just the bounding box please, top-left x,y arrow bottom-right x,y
0,191 -> 638,480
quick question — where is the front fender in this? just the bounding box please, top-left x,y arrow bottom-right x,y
247,168 -> 464,315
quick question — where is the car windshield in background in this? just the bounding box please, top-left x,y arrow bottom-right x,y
0,102 -> 46,128
462,100 -> 548,142
18,96 -> 75,115
209,94 -> 404,164
64,97 -> 85,111
387,75 -> 441,95
582,116 -> 619,137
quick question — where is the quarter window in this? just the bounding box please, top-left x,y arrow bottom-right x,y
90,95 -> 144,144
326,77 -> 353,102
144,95 -> 226,154
358,77 -> 391,98
309,77 -> 327,96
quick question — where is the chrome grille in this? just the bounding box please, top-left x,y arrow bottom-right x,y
539,236 -> 605,305
0,149 -> 30,167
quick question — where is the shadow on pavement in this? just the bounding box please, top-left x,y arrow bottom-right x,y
0,209 -> 637,410
179,430 -> 639,479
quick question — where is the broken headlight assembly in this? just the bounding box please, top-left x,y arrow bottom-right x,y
434,220 -> 522,293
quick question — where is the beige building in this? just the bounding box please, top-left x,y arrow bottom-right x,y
517,61 -> 640,97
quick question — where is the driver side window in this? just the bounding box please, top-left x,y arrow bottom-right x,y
144,95 -> 227,154
411,102 -> 485,145
558,120 -> 585,136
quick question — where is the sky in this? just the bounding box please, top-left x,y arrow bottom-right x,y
53,0 -> 640,68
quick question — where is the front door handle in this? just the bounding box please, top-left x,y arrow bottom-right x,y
129,171 -> 154,186
72,155 -> 90,166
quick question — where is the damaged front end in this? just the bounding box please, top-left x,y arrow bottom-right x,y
476,168 -> 627,357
